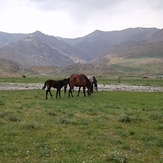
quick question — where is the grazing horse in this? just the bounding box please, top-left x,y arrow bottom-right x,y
87,76 -> 98,92
68,74 -> 92,97
75,75 -> 98,96
42,79 -> 69,99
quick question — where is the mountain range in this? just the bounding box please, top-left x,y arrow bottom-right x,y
0,27 -> 163,76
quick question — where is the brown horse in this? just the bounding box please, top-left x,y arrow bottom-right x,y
68,74 -> 92,97
42,79 -> 69,99
73,75 -> 98,96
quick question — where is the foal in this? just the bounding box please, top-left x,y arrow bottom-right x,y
42,79 -> 68,99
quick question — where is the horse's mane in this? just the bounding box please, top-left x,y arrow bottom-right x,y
80,74 -> 91,86
92,76 -> 97,82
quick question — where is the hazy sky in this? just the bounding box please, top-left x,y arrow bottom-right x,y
0,0 -> 163,38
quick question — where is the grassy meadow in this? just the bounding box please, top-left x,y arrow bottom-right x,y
0,76 -> 163,86
0,86 -> 163,162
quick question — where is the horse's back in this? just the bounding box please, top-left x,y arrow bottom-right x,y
87,76 -> 97,83
69,74 -> 87,87
45,79 -> 53,86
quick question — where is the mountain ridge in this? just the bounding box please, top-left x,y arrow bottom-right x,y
0,27 -> 163,76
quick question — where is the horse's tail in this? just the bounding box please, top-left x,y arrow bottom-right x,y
42,82 -> 46,90
93,76 -> 98,91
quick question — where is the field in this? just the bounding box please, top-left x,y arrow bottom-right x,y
0,76 -> 163,86
0,77 -> 163,163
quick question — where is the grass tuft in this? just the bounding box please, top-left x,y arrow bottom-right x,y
106,151 -> 127,163
148,112 -> 163,120
117,113 -> 136,123
0,100 -> 5,106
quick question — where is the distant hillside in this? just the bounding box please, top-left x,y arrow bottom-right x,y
0,31 -> 26,47
0,27 -> 163,76
147,28 -> 163,43
27,31 -> 86,63
0,57 -> 34,77
0,32 -> 74,67
93,40 -> 163,74
60,27 -> 159,61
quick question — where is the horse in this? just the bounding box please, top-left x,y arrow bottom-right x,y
74,75 -> 98,96
64,75 -> 97,96
42,78 -> 69,99
87,76 -> 98,92
68,74 -> 92,97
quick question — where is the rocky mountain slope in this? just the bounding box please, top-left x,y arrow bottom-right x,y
60,27 -> 160,61
0,27 -> 163,76
0,32 -> 74,67
92,29 -> 163,74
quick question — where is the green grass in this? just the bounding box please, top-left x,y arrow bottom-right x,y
0,77 -> 50,83
109,57 -> 163,74
0,89 -> 163,163
98,77 -> 163,86
1,76 -> 163,87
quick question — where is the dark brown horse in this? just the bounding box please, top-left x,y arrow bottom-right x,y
68,74 -> 92,97
87,76 -> 98,92
74,75 -> 98,96
42,79 -> 69,99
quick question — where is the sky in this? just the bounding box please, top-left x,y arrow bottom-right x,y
0,0 -> 163,38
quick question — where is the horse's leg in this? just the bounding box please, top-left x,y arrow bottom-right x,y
68,88 -> 71,97
68,88 -> 70,97
94,82 -> 98,91
83,86 -> 86,96
70,88 -> 73,97
49,89 -> 52,98
56,87 -> 61,98
64,85 -> 66,94
45,86 -> 52,99
58,88 -> 61,98
68,87 -> 73,97
46,90 -> 48,99
91,83 -> 93,93
56,89 -> 58,98
77,87 -> 81,96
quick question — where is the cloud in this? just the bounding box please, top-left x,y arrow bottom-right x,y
0,0 -> 163,38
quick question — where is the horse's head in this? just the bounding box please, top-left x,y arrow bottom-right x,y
87,80 -> 93,96
93,76 -> 98,91
62,78 -> 69,94
94,83 -> 98,91
87,89 -> 91,96
63,78 -> 69,85
90,83 -> 93,93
